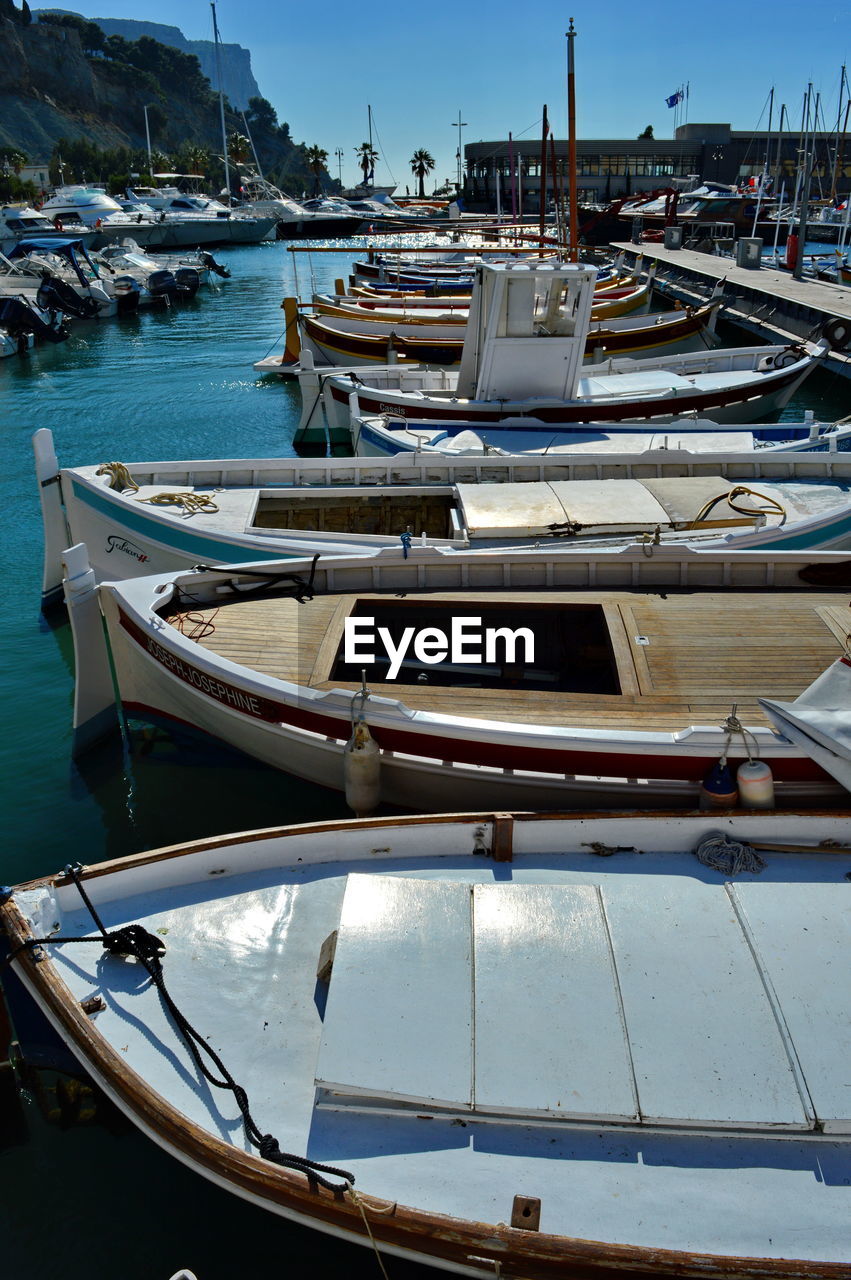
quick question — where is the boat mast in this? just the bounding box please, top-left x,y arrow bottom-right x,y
539,104 -> 548,253
830,66 -> 849,203
793,87 -> 816,281
368,105 -> 374,188
566,18 -> 579,263
241,111 -> 265,182
751,86 -> 774,236
211,2 -> 231,206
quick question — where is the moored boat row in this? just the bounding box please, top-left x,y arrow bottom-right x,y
4,216 -> 851,1280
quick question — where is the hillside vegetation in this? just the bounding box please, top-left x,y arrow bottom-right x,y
0,4 -> 320,195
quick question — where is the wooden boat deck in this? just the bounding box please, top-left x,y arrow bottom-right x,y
170,587 -> 850,730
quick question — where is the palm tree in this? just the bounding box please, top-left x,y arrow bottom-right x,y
184,144 -> 209,177
354,142 -> 378,188
227,133 -> 251,167
409,148 -> 435,199
305,145 -> 329,196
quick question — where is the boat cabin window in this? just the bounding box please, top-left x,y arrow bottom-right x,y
331,600 -> 621,693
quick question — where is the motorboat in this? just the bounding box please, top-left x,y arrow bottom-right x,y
3,809 -> 850,1278
233,175 -> 365,239
2,238 -> 125,318
0,295 -> 67,355
41,185 -> 127,227
0,204 -> 97,254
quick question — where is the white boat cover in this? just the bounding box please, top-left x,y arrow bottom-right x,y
759,656 -> 851,793
455,477 -> 773,538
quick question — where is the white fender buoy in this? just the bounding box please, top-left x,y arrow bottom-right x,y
344,719 -> 381,817
736,759 -> 775,809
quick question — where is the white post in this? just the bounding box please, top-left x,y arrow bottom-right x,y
62,543 -> 118,755
34,428 -> 69,610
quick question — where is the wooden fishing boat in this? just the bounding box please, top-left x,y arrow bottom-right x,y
295,263 -> 830,450
349,412 -> 851,458
296,296 -> 722,369
65,542 -> 851,807
3,809 -> 850,1278
312,274 -> 654,322
37,429 -> 851,608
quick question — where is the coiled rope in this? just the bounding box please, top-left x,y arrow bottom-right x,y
139,491 -> 219,515
2,864 -> 354,1194
694,833 -> 766,876
689,485 -> 785,530
96,461 -> 138,492
96,462 -> 219,515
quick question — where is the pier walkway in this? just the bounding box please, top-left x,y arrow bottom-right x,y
610,242 -> 851,382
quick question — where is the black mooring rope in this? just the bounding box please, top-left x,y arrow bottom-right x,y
3,864 -> 354,1193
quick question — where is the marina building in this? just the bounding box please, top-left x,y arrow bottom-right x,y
462,124 -> 849,210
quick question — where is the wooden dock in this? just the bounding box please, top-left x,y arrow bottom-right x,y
610,241 -> 851,381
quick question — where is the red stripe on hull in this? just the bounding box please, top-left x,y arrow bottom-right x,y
330,363 -> 805,424
118,608 -> 829,786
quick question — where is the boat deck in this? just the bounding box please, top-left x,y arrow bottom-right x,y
173,587 -> 850,730
21,815 -> 851,1263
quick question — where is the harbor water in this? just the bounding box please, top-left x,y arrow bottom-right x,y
0,240 -> 847,1280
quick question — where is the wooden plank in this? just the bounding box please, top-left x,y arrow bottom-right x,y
309,596 -> 358,686
602,878 -> 813,1130
176,587 -> 846,730
731,882 -> 851,1134
473,884 -> 638,1121
315,875 -> 473,1108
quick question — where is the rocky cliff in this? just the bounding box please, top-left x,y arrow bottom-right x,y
32,11 -> 260,109
90,16 -> 260,110
0,12 -> 310,192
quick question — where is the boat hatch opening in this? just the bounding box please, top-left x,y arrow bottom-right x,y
252,489 -> 455,538
330,600 -> 621,693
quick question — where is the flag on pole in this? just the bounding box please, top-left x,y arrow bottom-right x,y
666,90 -> 683,108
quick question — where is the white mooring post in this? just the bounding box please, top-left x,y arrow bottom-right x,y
62,542 -> 119,755
34,428 -> 69,610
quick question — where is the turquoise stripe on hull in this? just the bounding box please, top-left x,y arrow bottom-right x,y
71,478 -> 294,563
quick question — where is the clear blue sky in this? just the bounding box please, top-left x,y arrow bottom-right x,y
70,1 -> 849,193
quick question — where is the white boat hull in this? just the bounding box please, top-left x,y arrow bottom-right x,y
4,811 -> 851,1277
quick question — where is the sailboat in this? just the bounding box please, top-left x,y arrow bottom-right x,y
343,106 -> 396,199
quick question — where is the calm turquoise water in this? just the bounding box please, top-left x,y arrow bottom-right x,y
0,242 -> 848,1279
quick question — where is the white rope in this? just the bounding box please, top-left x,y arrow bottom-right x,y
347,1184 -> 394,1280
694,833 -> 766,876
719,705 -> 760,766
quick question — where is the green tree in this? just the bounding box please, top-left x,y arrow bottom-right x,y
354,142 -> 378,187
182,144 -> 209,177
227,132 -> 251,166
245,96 -> 277,133
148,150 -> 170,175
1,147 -> 28,174
409,148 -> 435,198
20,1 -> 32,24
637,125 -> 654,139
305,144 -> 328,196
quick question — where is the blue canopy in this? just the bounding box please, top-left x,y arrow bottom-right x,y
8,238 -> 100,284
